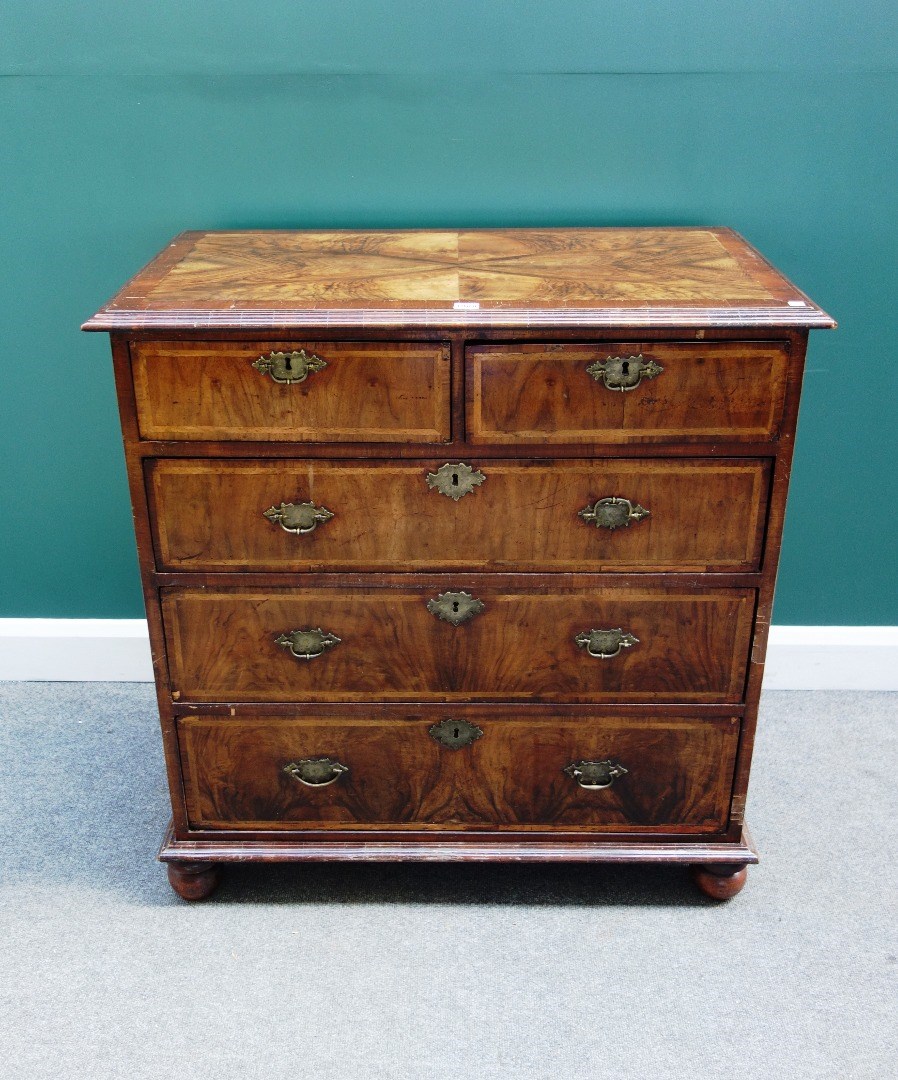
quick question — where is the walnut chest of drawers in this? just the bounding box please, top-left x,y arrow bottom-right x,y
84,228 -> 834,900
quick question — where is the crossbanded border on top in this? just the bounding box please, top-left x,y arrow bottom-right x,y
83,304 -> 836,331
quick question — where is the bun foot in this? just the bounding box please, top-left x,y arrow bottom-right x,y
166,860 -> 220,901
691,862 -> 748,900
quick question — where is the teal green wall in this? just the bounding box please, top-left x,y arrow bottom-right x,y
2,4 -> 896,623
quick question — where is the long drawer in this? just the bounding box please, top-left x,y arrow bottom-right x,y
162,584 -> 755,703
467,340 -> 790,443
149,457 -> 770,573
178,712 -> 740,832
131,340 -> 451,442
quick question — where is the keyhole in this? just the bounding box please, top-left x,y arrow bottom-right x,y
451,473 -> 459,487
285,354 -> 293,371
452,601 -> 460,613
453,727 -> 460,740
621,360 -> 630,376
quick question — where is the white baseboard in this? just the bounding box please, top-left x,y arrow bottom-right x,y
0,619 -> 895,691
0,619 -> 155,682
761,625 -> 898,691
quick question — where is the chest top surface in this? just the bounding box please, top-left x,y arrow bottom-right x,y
83,227 -> 834,332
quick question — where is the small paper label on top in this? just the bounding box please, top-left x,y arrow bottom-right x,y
453,301 -> 480,310
787,300 -> 808,307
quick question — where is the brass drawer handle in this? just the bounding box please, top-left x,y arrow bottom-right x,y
284,757 -> 348,787
579,496 -> 649,530
252,349 -> 327,385
427,590 -> 485,626
575,627 -> 639,658
275,627 -> 341,660
263,500 -> 334,534
586,354 -> 663,391
426,462 -> 485,500
564,759 -> 628,790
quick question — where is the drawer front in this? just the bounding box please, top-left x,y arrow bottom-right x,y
178,712 -> 740,832
131,340 -> 451,442
149,457 -> 771,573
467,341 -> 789,443
162,585 -> 754,703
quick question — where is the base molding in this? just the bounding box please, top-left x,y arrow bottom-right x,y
158,822 -> 759,866
2,619 -> 895,689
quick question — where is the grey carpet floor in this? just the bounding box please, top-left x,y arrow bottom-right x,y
0,684 -> 895,1080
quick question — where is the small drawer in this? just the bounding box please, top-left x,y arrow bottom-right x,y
149,457 -> 771,573
467,340 -> 790,443
177,711 -> 740,832
131,340 -> 451,442
162,583 -> 755,704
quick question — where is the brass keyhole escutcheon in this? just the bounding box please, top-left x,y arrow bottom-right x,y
426,462 -> 486,500
252,349 -> 328,385
427,590 -> 485,626
585,354 -> 664,391
429,718 -> 483,749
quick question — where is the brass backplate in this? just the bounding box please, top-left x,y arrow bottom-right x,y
578,496 -> 649,530
263,501 -> 334,534
275,627 -> 341,660
284,757 -> 349,786
564,759 -> 628,790
575,627 -> 639,658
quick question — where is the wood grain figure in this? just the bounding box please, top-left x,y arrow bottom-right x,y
178,713 -> 740,832
132,340 -> 451,442
161,583 -> 755,703
148,457 -> 771,573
